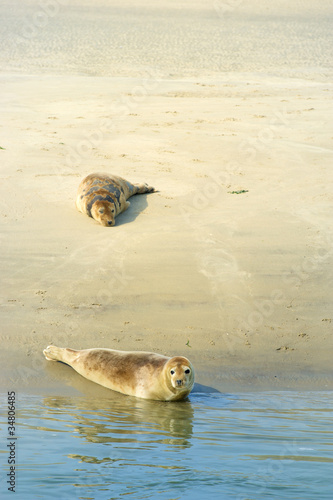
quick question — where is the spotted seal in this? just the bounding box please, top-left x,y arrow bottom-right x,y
76,173 -> 155,226
43,345 -> 194,401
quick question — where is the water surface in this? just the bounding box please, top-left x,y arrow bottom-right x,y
1,391 -> 332,499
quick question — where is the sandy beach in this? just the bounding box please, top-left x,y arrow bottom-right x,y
1,0 -> 332,395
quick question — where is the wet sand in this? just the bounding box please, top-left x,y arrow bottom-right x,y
1,0 -> 332,394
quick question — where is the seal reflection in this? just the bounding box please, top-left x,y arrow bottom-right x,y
43,393 -> 194,454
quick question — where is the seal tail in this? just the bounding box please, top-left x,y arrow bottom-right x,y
133,182 -> 155,194
43,345 -> 79,365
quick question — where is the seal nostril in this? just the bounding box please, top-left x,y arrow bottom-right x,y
176,379 -> 182,386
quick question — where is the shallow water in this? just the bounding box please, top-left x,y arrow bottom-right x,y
1,391 -> 332,499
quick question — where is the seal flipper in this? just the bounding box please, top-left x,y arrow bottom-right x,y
133,182 -> 155,194
43,345 -> 79,365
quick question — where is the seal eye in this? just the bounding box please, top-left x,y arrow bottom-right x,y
170,370 -> 175,375
185,369 -> 190,374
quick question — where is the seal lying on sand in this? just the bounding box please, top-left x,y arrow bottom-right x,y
43,346 -> 194,401
76,173 -> 155,226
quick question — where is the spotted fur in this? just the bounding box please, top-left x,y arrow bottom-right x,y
76,173 -> 155,226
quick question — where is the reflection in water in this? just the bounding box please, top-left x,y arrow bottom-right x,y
43,393 -> 194,448
0,392 -> 332,500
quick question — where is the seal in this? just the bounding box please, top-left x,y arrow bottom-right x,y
43,346 -> 194,401
76,173 -> 155,226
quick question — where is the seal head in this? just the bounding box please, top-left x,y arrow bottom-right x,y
162,356 -> 194,400
90,199 -> 115,226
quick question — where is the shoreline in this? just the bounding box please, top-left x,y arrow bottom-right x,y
1,0 -> 333,397
1,73 -> 332,395
1,72 -> 332,395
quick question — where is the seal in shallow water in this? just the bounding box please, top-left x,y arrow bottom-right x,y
76,173 -> 155,226
43,346 -> 194,401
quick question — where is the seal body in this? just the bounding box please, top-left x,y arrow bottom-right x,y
43,346 -> 194,401
76,173 -> 155,226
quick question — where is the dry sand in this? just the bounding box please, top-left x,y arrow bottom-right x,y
1,0 -> 332,395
